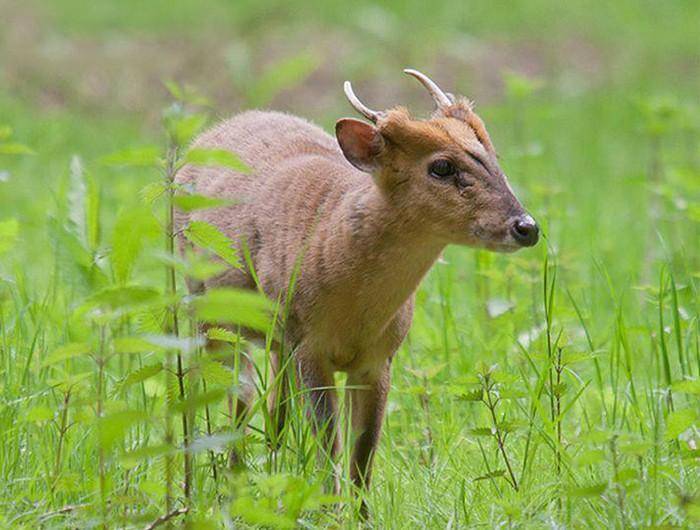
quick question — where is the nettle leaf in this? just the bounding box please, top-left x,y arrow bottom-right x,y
665,408 -> 699,440
184,220 -> 240,269
25,405 -> 55,423
173,193 -> 233,212
198,358 -> 235,387
206,327 -> 242,344
98,410 -> 148,448
87,285 -> 161,311
467,427 -> 494,437
120,363 -> 163,389
183,147 -> 250,173
166,112 -> 208,145
99,146 -> 162,167
0,218 -> 19,254
171,389 -> 227,414
194,288 -> 273,332
42,342 -> 92,366
140,181 -> 169,204
111,207 -> 160,284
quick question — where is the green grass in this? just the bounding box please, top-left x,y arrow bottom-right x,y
0,1 -> 699,528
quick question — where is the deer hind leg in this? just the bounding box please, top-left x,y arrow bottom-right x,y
347,360 -> 391,516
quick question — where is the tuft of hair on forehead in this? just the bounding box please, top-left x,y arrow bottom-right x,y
377,99 -> 496,155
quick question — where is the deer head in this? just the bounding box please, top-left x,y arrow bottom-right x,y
336,69 -> 538,252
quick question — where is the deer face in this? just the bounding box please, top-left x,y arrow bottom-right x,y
336,70 -> 538,252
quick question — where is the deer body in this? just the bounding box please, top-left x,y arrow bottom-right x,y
176,71 -> 539,509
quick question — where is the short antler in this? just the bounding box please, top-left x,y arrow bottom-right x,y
343,81 -> 383,123
403,68 -> 453,109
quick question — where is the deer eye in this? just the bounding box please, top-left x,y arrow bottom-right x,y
428,159 -> 457,179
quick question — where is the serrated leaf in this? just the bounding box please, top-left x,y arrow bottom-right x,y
111,207 -> 160,283
194,288 -> 273,332
0,218 -> 19,254
99,146 -> 162,167
120,363 -> 163,389
467,427 -> 494,437
207,327 -> 242,344
184,220 -> 240,268
42,342 -> 92,366
87,285 -> 160,310
184,148 -> 250,173
198,358 -> 234,386
173,194 -> 233,212
140,182 -> 168,204
171,389 -> 226,414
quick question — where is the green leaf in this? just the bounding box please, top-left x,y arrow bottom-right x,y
0,218 -> 19,254
665,408 -> 698,439
98,410 -> 148,448
140,181 -> 168,204
171,389 -> 226,414
165,112 -> 208,145
184,148 -> 250,173
120,363 -> 163,389
198,358 -> 234,387
173,194 -> 233,212
87,285 -> 160,310
111,207 -> 160,284
0,142 -> 35,155
99,146 -> 162,167
25,406 -> 55,423
184,220 -> 240,268
194,288 -> 273,332
42,342 -> 92,366
206,327 -> 242,344
467,427 -> 494,437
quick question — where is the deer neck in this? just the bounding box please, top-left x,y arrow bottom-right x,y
321,181 -> 445,330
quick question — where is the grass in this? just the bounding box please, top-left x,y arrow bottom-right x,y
0,0 -> 699,528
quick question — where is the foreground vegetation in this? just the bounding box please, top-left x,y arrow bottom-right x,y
0,1 -> 699,527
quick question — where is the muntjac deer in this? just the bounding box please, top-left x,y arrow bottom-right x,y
175,69 -> 538,511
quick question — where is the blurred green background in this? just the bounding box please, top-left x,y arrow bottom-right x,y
1,1 -> 699,527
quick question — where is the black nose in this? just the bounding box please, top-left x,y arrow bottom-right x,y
510,215 -> 539,247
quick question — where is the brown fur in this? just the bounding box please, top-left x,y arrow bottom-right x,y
175,86 -> 535,507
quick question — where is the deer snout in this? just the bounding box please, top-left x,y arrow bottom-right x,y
509,214 -> 539,247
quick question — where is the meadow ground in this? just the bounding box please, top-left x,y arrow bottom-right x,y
0,1 -> 699,528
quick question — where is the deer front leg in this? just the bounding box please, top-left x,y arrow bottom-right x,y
347,360 -> 391,495
297,352 -> 341,490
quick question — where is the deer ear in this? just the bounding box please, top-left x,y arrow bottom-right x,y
335,118 -> 385,173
